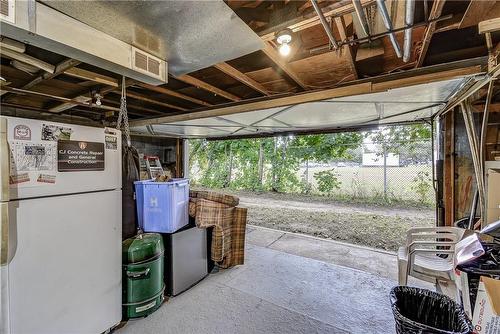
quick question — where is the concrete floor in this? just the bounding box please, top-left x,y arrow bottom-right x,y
118,226 -> 431,334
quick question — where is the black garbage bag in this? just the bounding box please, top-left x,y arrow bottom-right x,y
122,145 -> 140,240
390,286 -> 472,334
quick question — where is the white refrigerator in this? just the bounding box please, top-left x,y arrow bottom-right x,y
0,116 -> 122,334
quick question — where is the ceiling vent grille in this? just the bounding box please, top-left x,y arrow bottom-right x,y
132,47 -> 166,82
0,0 -> 15,23
134,50 -> 148,71
148,58 -> 160,76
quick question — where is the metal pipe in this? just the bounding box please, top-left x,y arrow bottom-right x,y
309,14 -> 452,53
461,101 -> 486,222
403,0 -> 415,62
376,0 -> 402,58
480,81 -> 494,171
352,0 -> 371,37
310,0 -> 339,50
469,190 -> 479,229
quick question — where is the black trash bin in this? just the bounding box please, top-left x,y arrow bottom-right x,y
390,286 -> 472,334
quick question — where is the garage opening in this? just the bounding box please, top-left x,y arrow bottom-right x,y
189,123 -> 435,251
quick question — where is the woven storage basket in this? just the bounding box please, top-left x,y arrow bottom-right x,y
390,286 -> 472,334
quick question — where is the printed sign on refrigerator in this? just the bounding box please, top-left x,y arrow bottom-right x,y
58,140 -> 105,172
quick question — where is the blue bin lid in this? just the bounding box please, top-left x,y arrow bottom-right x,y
134,178 -> 189,185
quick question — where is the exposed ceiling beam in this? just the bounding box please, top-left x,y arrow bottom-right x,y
1,58 -> 81,98
24,59 -> 81,90
459,1 -> 500,29
355,43 -> 385,61
259,0 -> 375,41
0,37 -> 26,53
479,17 -> 500,34
262,42 -> 308,90
473,103 -> 500,113
0,48 -> 55,73
175,74 -> 241,101
434,15 -> 461,34
49,79 -> 135,113
415,0 -> 446,68
0,85 -> 120,112
135,82 -> 212,107
130,61 -> 483,127
214,62 -> 271,96
109,90 -> 188,112
334,15 -> 358,79
63,67 -> 119,87
102,98 -> 164,115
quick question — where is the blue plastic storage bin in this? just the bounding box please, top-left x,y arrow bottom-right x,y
134,178 -> 189,233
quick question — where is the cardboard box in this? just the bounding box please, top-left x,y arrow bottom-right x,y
486,169 -> 500,225
472,277 -> 500,334
487,208 -> 500,225
487,169 -> 500,207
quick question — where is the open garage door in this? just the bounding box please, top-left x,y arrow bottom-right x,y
129,76 -> 471,138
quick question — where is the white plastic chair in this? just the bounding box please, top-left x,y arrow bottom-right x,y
397,227 -> 466,286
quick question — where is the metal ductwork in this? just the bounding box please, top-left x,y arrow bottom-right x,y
403,0 -> 415,62
311,0 -> 339,50
0,0 -> 264,85
40,0 -> 264,77
0,1 -> 168,85
352,0 -> 371,37
376,0 -> 402,58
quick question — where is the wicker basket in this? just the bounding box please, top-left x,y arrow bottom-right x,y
390,286 -> 472,334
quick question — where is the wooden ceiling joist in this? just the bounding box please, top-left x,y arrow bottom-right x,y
259,0 -> 375,41
0,58 -> 81,98
136,82 -> 212,107
473,102 -> 500,113
109,90 -> 188,112
175,74 -> 241,101
131,61 -> 483,127
479,17 -> 500,34
63,67 -> 119,87
48,79 -> 132,113
262,42 -> 308,90
214,62 -> 271,96
459,1 -> 500,29
415,0 -> 446,68
24,59 -> 81,90
0,85 -> 120,113
102,98 -> 164,115
1,48 -> 55,73
334,15 -> 358,80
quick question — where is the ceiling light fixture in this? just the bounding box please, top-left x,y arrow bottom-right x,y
276,29 -> 292,57
94,93 -> 102,106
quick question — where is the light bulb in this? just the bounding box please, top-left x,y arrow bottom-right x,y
94,94 -> 102,106
279,43 -> 291,56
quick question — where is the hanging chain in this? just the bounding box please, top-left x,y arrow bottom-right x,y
117,76 -> 131,147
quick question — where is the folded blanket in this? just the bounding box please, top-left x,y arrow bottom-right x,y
189,190 -> 246,268
190,190 -> 239,207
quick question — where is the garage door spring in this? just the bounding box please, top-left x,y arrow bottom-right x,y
117,76 -> 131,147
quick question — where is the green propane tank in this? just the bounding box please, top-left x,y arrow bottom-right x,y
122,233 -> 165,318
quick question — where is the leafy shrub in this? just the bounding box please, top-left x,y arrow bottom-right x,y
314,169 -> 341,195
411,171 -> 432,203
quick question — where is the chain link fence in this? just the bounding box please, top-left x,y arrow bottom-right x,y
189,131 -> 435,207
297,139 -> 434,206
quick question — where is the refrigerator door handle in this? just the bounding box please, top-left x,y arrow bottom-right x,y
0,202 -> 9,266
